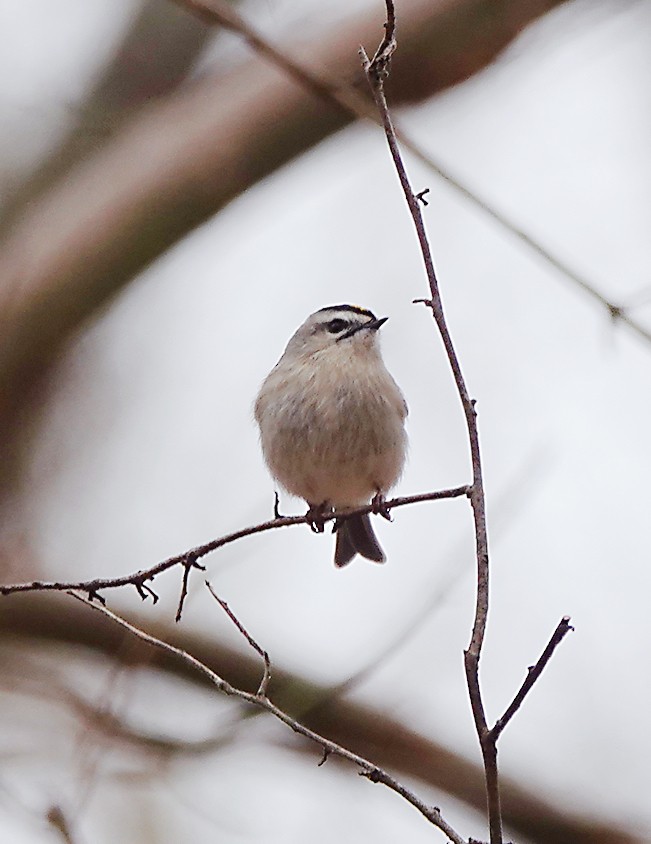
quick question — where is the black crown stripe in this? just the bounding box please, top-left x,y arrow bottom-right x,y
317,304 -> 376,320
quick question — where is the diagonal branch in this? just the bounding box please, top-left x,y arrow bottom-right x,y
1,593 -> 643,844
491,616 -> 573,741
176,0 -> 651,352
67,591 -> 466,844
205,579 -> 271,697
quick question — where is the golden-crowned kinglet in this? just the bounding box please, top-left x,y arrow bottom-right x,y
254,304 -> 408,566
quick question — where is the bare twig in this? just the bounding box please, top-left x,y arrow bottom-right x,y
67,592 -> 466,844
0,486 -> 469,602
491,616 -> 573,741
175,553 -> 205,623
205,580 -> 271,697
362,5 -> 571,842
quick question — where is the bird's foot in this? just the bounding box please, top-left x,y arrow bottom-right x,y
305,502 -> 331,533
371,493 -> 392,521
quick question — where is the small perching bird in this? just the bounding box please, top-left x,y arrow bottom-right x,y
255,304 -> 408,566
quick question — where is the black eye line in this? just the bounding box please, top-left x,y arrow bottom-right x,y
335,321 -> 369,342
325,318 -> 350,334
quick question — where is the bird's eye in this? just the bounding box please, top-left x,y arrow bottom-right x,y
326,318 -> 348,334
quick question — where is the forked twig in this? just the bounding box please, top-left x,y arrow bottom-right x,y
67,591 -> 465,844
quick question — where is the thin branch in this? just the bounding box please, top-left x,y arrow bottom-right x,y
363,8 -> 575,844
491,616 -> 573,741
67,592 -> 466,844
175,553 -> 205,623
362,3 -> 489,838
0,486 -> 469,601
205,580 -> 271,697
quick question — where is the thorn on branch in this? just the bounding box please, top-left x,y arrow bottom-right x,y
415,188 -> 430,206
412,298 -> 433,308
273,491 -> 282,519
317,747 -> 331,767
87,589 -> 106,605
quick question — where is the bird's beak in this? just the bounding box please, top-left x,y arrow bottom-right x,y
365,316 -> 388,331
336,316 -> 388,342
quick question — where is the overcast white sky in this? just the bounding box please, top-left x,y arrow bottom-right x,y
1,0 -> 651,841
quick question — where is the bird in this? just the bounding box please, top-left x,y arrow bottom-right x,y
254,304 -> 408,566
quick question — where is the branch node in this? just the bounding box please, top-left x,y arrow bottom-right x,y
415,188 -> 430,206
87,589 -> 106,606
412,297 -> 433,308
607,302 -> 624,322
360,766 -> 383,783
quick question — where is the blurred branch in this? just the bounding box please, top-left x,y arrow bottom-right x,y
0,0 -> 570,487
175,0 -> 651,347
0,0 -> 211,234
0,592 -> 641,844
362,6 -> 570,841
69,591 -> 467,843
46,805 -> 77,844
0,486 -> 470,614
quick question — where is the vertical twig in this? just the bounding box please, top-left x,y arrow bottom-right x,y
363,7 -> 573,843
362,1 -> 496,838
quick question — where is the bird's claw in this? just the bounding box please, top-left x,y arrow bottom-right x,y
371,493 -> 392,521
306,502 -> 330,533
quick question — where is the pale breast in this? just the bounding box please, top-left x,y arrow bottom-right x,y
256,355 -> 407,506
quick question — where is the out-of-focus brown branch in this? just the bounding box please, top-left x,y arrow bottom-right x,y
46,805 -> 77,844
0,0 -> 211,236
0,592 -> 641,844
0,0 -> 570,489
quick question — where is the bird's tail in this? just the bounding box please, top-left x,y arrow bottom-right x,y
334,513 -> 385,567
